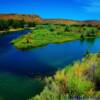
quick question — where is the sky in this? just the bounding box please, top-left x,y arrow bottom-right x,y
0,0 -> 100,20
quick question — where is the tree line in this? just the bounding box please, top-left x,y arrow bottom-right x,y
0,19 -> 36,31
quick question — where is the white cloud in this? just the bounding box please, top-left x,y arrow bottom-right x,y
83,0 -> 100,13
75,0 -> 100,13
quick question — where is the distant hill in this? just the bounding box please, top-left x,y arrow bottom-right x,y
81,20 -> 100,25
0,14 -> 100,25
0,14 -> 42,23
42,19 -> 100,25
41,19 -> 79,24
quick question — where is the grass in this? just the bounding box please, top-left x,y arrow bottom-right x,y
11,24 -> 81,50
30,53 -> 100,100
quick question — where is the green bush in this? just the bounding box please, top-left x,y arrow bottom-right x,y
67,73 -> 94,96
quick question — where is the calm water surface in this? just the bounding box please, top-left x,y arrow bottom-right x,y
0,30 -> 100,100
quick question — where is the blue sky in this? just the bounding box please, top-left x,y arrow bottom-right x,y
0,0 -> 100,20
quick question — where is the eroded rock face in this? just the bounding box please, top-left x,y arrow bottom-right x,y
0,14 -> 42,23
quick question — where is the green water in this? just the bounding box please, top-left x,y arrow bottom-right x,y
0,72 -> 44,100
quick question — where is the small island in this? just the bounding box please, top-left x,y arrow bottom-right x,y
12,24 -> 100,50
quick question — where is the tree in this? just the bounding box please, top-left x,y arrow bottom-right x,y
80,34 -> 84,39
64,25 -> 71,32
0,20 -> 9,30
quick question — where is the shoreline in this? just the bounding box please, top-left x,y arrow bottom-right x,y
0,27 -> 35,35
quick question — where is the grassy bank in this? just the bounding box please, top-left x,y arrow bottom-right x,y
0,28 -> 24,35
30,53 -> 100,100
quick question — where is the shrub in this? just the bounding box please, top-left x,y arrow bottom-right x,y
94,64 -> 100,90
67,73 -> 94,96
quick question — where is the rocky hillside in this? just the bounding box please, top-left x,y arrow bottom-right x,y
0,14 -> 42,23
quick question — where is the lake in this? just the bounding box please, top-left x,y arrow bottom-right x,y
0,30 -> 100,100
